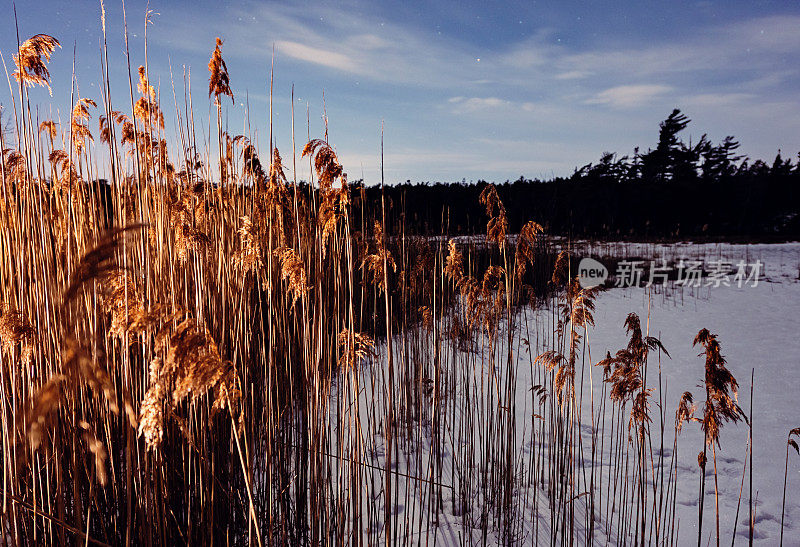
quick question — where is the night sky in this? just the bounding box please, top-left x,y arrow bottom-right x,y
2,0 -> 799,183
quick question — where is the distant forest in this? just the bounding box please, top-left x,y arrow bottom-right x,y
356,109 -> 800,240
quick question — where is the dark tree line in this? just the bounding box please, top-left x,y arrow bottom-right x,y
354,109 -> 800,240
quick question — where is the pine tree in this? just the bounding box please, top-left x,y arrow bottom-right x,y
641,109 -> 692,182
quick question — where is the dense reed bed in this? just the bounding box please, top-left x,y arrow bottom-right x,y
0,16 -> 797,547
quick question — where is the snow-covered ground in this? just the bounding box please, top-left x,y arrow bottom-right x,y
328,242 -> 800,545
584,279 -> 800,545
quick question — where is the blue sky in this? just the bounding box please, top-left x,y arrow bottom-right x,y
1,0 -> 799,183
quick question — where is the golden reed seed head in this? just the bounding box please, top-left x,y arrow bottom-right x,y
24,375 -> 65,450
0,302 -> 37,365
444,239 -> 463,284
62,337 -> 119,415
479,184 -> 508,245
514,221 -> 543,281
38,120 -> 58,139
139,319 -> 237,451
694,328 -> 745,445
677,391 -> 696,433
337,329 -> 376,370
274,246 -> 308,307
63,224 -> 145,305
303,139 -> 344,189
12,34 -> 60,94
208,37 -> 233,104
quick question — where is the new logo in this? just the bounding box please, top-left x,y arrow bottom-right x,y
578,257 -> 608,289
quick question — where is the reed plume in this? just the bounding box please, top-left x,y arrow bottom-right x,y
242,140 -> 265,182
629,388 -> 654,440
70,97 -> 96,155
174,222 -> 211,263
302,139 -> 344,189
551,250 -> 570,287
677,391 -> 696,432
12,33 -> 60,93
208,37 -> 233,104
139,318 -> 238,450
2,149 -> 27,185
693,328 -> 745,547
338,329 -> 376,370
479,184 -> 508,245
233,215 -> 264,275
63,224 -> 144,304
62,337 -> 119,416
444,239 -> 464,284
514,220 -> 543,281
39,119 -> 58,139
134,66 -> 165,129
274,246 -> 308,307
0,302 -> 37,365
694,328 -> 745,445
22,375 -> 65,450
362,221 -> 395,293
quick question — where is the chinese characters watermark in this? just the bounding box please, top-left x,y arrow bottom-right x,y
613,258 -> 762,288
577,257 -> 764,289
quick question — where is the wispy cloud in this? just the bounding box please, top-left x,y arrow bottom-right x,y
151,5 -> 800,106
150,2 -> 480,89
449,96 -> 511,113
128,3 -> 800,180
554,70 -> 591,80
275,41 -> 359,73
560,15 -> 800,79
585,85 -> 673,108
